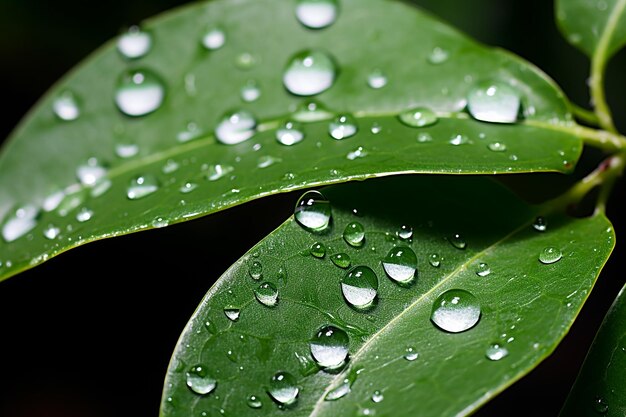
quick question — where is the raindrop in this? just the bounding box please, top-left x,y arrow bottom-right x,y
186,365 -> 216,395
152,217 -> 169,228
247,395 -> 262,409
249,260 -> 263,279
331,253 -> 351,269
488,142 -> 507,152
224,307 -> 240,322
43,224 -> 61,240
429,253 -> 441,267
310,325 -> 349,368
343,222 -> 365,247
329,114 -> 358,140
127,174 -> 159,200
236,52 -> 256,70
371,390 -> 384,403
346,146 -> 367,160
258,155 -> 282,169
76,207 -> 93,223
310,242 -> 326,258
2,205 -> 39,243
254,282 -> 279,307
292,100 -> 334,122
115,69 -> 165,117
397,225 -> 413,240
325,378 -> 352,401
43,190 -> 65,212
294,190 -> 332,232
367,70 -> 387,89
276,121 -> 305,146
475,262 -> 491,277
179,181 -> 198,194
91,178 -> 111,198
76,158 -> 107,187
341,265 -> 378,308
206,164 -> 234,181
240,80 -> 261,102
117,26 -> 151,59
398,107 -> 438,127
53,91 -> 81,121
467,81 -> 521,123
115,142 -> 140,158
417,132 -> 433,143
485,343 -> 509,361
177,122 -> 203,143
201,27 -> 225,50
539,247 -> 562,264
283,49 -> 336,96
162,159 -> 179,174
533,216 -> 547,232
295,0 -> 338,29
428,47 -> 449,64
382,246 -> 417,284
267,371 -> 299,405
370,123 -> 382,134
215,110 -> 257,145
593,396 -> 609,414
431,289 -> 481,333
449,233 -> 467,249
449,134 -> 470,146
404,347 -> 419,361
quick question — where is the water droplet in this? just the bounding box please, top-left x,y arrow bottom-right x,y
215,110 -> 257,145
294,190 -> 332,232
267,371 -> 299,405
276,121 -> 305,146
179,181 -> 198,194
115,69 -> 165,117
429,253 -> 441,267
485,343 -> 509,361
292,100 -> 334,122
76,207 -> 93,222
593,396 -> 609,414
186,365 -> 216,395
53,90 -> 81,121
247,395 -> 262,409
152,217 -> 169,228
398,107 -> 438,127
310,242 -> 326,258
382,246 -> 417,284
431,289 -> 481,333
127,174 -> 159,200
310,325 -> 349,368
240,80 -> 261,102
224,307 -> 240,322
467,81 -> 521,123
117,26 -> 151,59
533,216 -> 547,232
475,262 -> 491,277
370,123 -> 382,134
488,142 -> 507,152
43,224 -> 61,240
367,70 -> 387,89
2,205 -> 39,243
371,390 -> 384,403
247,261 -> 263,280
76,158 -> 107,187
254,282 -> 279,307
417,132 -> 433,143
343,222 -> 365,247
206,164 -> 234,181
115,142 -> 140,159
449,134 -> 470,146
539,247 -> 562,264
397,225 -> 413,240
201,27 -> 225,50
428,47 -> 449,64
346,146 -> 367,160
235,52 -> 256,70
295,0 -> 338,29
449,233 -> 466,249
325,378 -> 352,401
177,122 -> 203,143
404,347 -> 419,361
283,49 -> 336,96
162,159 -> 179,174
258,155 -> 282,169
341,266 -> 378,308
331,253 -> 351,269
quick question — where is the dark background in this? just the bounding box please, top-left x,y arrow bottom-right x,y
1,1 -> 625,416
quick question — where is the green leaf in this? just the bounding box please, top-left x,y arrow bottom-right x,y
160,176 -> 614,417
556,0 -> 626,60
0,0 -> 581,281
559,283 -> 626,417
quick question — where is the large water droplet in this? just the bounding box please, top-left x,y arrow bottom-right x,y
382,246 -> 417,284
76,158 -> 108,187
267,371 -> 299,405
215,110 -> 257,145
295,0 -> 338,29
127,175 -> 159,200
254,282 -> 279,307
117,26 -> 151,59
329,114 -> 358,140
206,164 -> 234,181
431,289 -> 481,333
294,190 -> 332,232
533,216 -> 547,232
53,90 -> 81,121
475,262 -> 491,277
341,266 -> 378,308
201,27 -> 225,50
115,69 -> 165,117
331,253 -> 351,269
283,50 -> 336,96
247,395 -> 262,409
485,343 -> 509,361
539,247 -> 562,264
367,70 -> 387,89
310,325 -> 349,369
398,107 -> 438,127
2,205 -> 39,243
467,81 -> 521,123
404,346 -> 419,361
310,242 -> 326,258
343,222 -> 365,247
224,307 -> 240,322
276,121 -> 305,146
186,365 -> 216,395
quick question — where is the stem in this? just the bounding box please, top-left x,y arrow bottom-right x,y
525,120 -> 626,153
571,103 -> 600,127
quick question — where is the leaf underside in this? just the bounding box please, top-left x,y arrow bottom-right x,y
161,176 -> 614,417
0,0 -> 580,281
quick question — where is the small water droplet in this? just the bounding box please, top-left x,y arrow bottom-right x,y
249,260 -> 263,279
127,174 -> 159,200
117,26 -> 151,59
397,225 -> 413,240
324,377 -> 352,401
43,224 -> 61,240
76,207 -> 93,222
539,247 -> 562,264
382,246 -> 417,284
240,80 -> 261,102
115,142 -> 140,159
53,90 -> 81,121
343,222 -> 365,247
254,282 -> 279,307
235,52 -> 256,70
417,132 -> 433,143
247,395 -> 262,409
370,123 -> 382,134
331,253 -> 351,269
283,49 -> 336,96
367,70 -> 387,89
179,181 -> 198,194
76,158 -> 107,187
2,205 -> 39,243
475,262 -> 491,277
215,110 -> 257,145
488,142 -> 507,152
449,233 -> 466,249
346,146 -> 367,160
467,81 -> 521,124
371,390 -> 384,403
485,343 -> 509,361
115,69 -> 165,117
292,99 -> 334,122
177,121 -> 203,143
329,114 -> 358,140
201,27 -> 225,50
431,289 -> 480,333
152,217 -> 169,228
186,365 -> 216,395
294,190 -> 332,232
206,164 -> 234,181
429,253 -> 441,267
533,216 -> 547,232
310,242 -> 326,258
428,47 -> 449,64
162,159 -> 180,174
224,307 -> 240,322
267,371 -> 299,405
593,396 -> 609,414
310,325 -> 349,368
276,121 -> 305,146
404,346 -> 419,361
449,134 -> 470,146
295,0 -> 338,29
398,107 -> 438,127
258,155 -> 282,169
341,265 -> 378,308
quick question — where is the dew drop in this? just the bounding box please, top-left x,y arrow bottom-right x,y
292,99 -> 334,122
329,114 -> 358,140
276,121 -> 305,146
367,70 -> 387,89
247,395 -> 262,409
267,371 -> 299,405
371,390 -> 384,403
593,396 -> 609,414
343,222 -> 365,247
115,69 -> 165,117
235,52 -> 256,70
428,47 -> 449,64
162,159 -> 180,174
310,325 -> 349,368
449,134 -> 470,146
324,378 -> 352,401
76,207 -> 93,223
485,343 -> 509,361
539,247 -> 562,264
449,233 -> 467,249
417,132 -> 433,143
467,81 -> 521,124
404,347 -> 419,361
177,122 -> 203,143
431,289 -> 481,333
533,216 -> 547,232
127,174 -> 159,200
43,224 -> 61,240
370,123 -> 382,134
257,155 -> 282,169
117,26 -> 151,59
310,242 -> 326,258
53,90 -> 81,121
215,110 -> 257,145
186,365 -> 216,395
382,246 -> 417,284
429,253 -> 441,267
240,80 -> 261,102
254,282 -> 279,307
295,0 -> 338,29
2,205 -> 39,243
201,27 -> 225,50
152,217 -> 169,228
224,307 -> 240,322
398,107 -> 438,127
249,260 -> 263,279
488,142 -> 507,152
341,265 -> 378,308
346,146 -> 367,160
397,225 -> 413,240
206,164 -> 234,181
475,262 -> 491,277
283,50 -> 336,96
115,142 -> 140,159
76,158 -> 107,187
294,190 -> 332,232
331,253 -> 351,269
179,181 -> 198,194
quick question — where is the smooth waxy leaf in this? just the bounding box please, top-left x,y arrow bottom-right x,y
557,0 -> 626,59
559,284 -> 626,417
0,0 -> 581,281
160,176 -> 614,417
